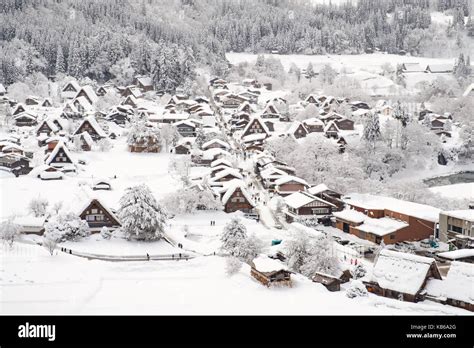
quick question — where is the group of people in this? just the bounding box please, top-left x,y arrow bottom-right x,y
210,220 -> 216,226
60,247 -> 72,254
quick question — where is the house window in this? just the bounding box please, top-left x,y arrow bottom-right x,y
92,209 -> 98,214
390,234 -> 396,240
448,224 -> 463,234
311,208 -> 329,215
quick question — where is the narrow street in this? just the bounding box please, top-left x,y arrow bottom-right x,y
208,87 -> 280,229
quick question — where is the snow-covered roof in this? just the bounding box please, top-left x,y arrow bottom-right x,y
77,198 -> 120,224
76,85 -> 99,104
284,192 -> 315,209
73,96 -> 94,112
441,210 -> 474,222
357,217 -> 409,236
333,209 -> 367,224
324,120 -> 340,133
45,141 -> 74,166
274,175 -> 309,187
0,83 -> 6,94
173,120 -> 196,128
14,112 -> 37,120
303,117 -> 324,126
287,121 -> 307,135
202,139 -> 230,150
136,76 -> 153,87
63,101 -> 79,114
74,116 -> 107,138
210,158 -> 232,168
62,80 -> 81,92
425,261 -> 473,304
426,64 -> 453,73
307,184 -> 330,195
252,255 -> 288,272
438,249 -> 474,260
13,216 -> 47,227
242,117 -> 270,137
369,249 -> 440,296
202,148 -> 231,160
211,168 -> 243,181
221,180 -> 255,206
80,132 -> 94,147
343,193 -> 441,223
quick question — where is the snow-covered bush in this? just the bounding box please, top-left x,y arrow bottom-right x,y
0,220 -> 21,247
225,256 -> 242,276
284,231 -> 311,273
28,197 -> 49,217
43,213 -> 90,242
100,226 -> 112,240
42,236 -> 57,256
351,263 -> 367,280
118,184 -> 167,241
346,280 -> 369,298
162,186 -> 221,214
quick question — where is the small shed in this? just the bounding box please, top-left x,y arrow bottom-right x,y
312,272 -> 341,292
251,255 -> 292,287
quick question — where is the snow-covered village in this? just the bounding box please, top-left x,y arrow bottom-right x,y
0,0 -> 473,320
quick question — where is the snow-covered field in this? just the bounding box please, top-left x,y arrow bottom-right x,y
227,52 -> 456,96
227,52 -> 454,74
430,183 -> 474,200
1,243 -> 468,315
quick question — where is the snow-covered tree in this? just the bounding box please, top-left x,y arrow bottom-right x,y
168,157 -> 192,187
0,220 -> 21,248
52,201 -> 63,215
285,231 -> 311,273
239,234 -> 263,264
28,197 -> 49,217
43,213 -> 90,242
42,236 -> 57,256
296,103 -> 319,121
225,256 -> 243,276
220,218 -> 248,256
300,234 -> 340,277
118,184 -> 167,241
319,64 -> 337,85
346,280 -> 369,298
100,226 -> 112,240
305,62 -> 317,82
363,112 -> 381,150
161,124 -> 181,152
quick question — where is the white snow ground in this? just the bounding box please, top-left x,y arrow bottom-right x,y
1,243 -> 469,315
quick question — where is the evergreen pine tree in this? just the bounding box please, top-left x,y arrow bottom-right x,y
363,112 -> 381,150
55,45 -> 66,75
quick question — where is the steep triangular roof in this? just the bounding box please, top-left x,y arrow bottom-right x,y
45,141 -> 74,165
73,116 -> 107,138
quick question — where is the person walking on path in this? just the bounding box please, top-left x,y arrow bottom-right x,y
146,253 -> 150,261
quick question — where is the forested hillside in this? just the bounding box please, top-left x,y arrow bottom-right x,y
0,0 -> 472,91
